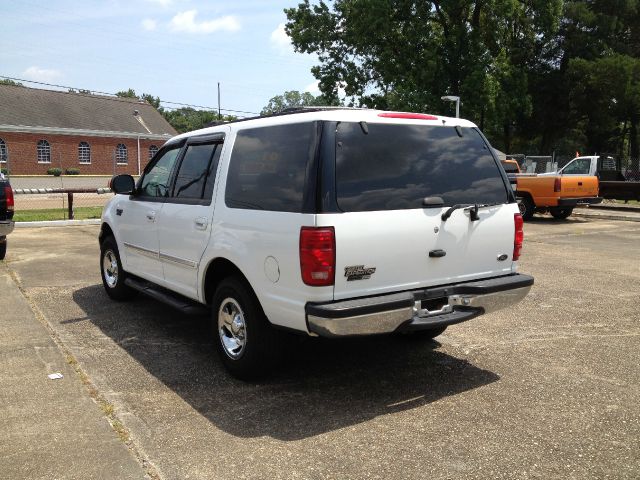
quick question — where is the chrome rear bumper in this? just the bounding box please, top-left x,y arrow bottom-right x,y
306,274 -> 533,337
0,220 -> 14,237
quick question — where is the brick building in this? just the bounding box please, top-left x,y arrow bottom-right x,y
0,84 -> 176,175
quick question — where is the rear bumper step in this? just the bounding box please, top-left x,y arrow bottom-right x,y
305,274 -> 534,337
557,197 -> 602,207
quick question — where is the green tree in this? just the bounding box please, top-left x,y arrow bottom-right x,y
115,88 -> 138,99
116,89 -> 163,111
0,79 -> 24,87
284,0 -> 562,152
162,107 -> 237,133
260,90 -> 337,115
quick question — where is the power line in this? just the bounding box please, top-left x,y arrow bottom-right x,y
0,75 -> 260,116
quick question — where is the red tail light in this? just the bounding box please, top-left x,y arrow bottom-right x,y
300,227 -> 335,286
554,177 -> 562,192
513,213 -> 524,261
4,186 -> 14,212
378,112 -> 438,120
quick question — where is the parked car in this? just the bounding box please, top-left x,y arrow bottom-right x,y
100,108 -> 534,379
501,159 -> 521,190
0,173 -> 14,260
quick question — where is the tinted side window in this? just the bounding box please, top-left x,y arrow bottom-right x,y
173,143 -> 221,200
335,123 -> 508,211
225,123 -> 315,212
140,146 -> 181,198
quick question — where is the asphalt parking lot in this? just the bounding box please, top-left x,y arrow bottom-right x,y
2,217 -> 639,479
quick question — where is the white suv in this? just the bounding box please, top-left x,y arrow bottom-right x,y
100,108 -> 533,379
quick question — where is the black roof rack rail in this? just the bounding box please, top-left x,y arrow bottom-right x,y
202,106 -> 369,129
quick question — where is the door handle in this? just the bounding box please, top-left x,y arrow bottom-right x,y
194,217 -> 208,230
146,211 -> 156,222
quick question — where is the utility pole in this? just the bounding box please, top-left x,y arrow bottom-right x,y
217,82 -> 221,120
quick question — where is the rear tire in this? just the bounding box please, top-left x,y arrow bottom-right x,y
519,196 -> 535,220
212,276 -> 283,380
100,236 -> 137,301
550,207 -> 574,219
0,237 -> 6,260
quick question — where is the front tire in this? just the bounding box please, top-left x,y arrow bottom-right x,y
550,207 -> 574,219
100,236 -> 136,301
212,276 -> 283,380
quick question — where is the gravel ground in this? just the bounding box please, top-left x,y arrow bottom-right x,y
3,217 -> 639,479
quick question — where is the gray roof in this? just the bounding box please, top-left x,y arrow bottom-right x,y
0,84 -> 177,137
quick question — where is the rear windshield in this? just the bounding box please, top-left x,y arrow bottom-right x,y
335,123 -> 509,212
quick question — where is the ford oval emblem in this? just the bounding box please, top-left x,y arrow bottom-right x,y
434,226 -> 440,233
497,254 -> 508,262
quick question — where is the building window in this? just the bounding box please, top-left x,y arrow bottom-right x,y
37,140 -> 51,163
0,138 -> 7,163
78,142 -> 91,164
116,143 -> 128,164
148,145 -> 159,160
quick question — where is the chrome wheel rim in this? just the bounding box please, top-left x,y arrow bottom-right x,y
518,201 -> 526,216
218,298 -> 247,359
102,250 -> 118,288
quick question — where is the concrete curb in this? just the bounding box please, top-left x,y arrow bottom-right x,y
572,211 -> 640,222
15,219 -> 101,228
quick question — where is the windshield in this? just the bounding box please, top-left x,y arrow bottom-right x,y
335,123 -> 509,212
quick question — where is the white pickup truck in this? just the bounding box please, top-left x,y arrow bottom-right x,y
100,108 -> 534,379
544,155 -> 640,201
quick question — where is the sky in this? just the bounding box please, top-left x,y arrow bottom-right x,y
0,0 -> 322,117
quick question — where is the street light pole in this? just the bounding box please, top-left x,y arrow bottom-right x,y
441,95 -> 460,118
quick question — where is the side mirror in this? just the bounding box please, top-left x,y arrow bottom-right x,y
110,174 -> 135,195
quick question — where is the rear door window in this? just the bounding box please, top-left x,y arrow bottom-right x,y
335,123 -> 509,212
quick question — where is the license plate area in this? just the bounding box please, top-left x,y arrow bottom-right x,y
413,296 -> 452,318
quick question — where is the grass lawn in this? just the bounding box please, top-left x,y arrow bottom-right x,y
14,206 -> 103,222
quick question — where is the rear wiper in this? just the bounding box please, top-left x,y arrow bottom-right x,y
441,202 -> 504,222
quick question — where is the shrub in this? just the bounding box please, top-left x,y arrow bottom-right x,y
0,168 -> 8,175
65,168 -> 80,175
47,167 -> 63,176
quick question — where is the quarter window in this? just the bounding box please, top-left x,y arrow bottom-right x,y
148,145 -> 158,160
116,144 -> 128,164
140,146 -> 181,198
78,142 -> 91,164
37,140 -> 51,163
225,123 -> 315,212
0,138 -> 7,163
173,143 -> 222,200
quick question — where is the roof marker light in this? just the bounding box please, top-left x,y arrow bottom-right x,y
378,112 -> 438,121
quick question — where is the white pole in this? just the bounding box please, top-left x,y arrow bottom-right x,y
137,135 -> 141,176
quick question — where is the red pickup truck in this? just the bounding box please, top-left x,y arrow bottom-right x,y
0,173 -> 14,259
